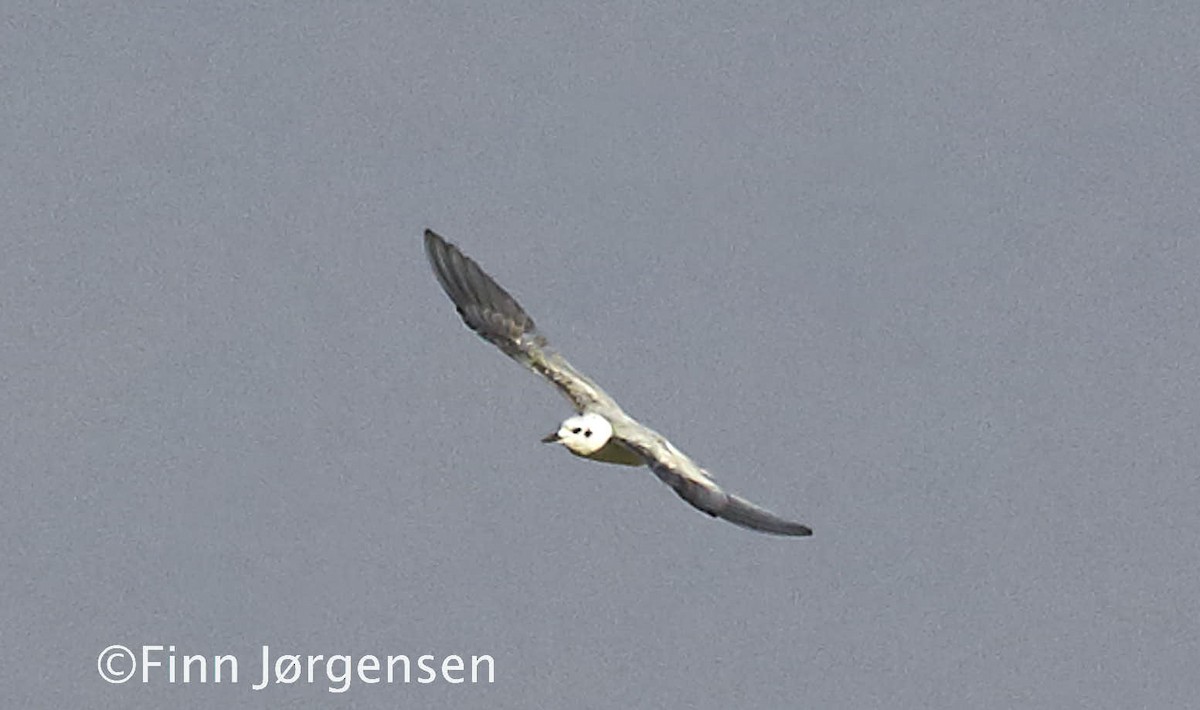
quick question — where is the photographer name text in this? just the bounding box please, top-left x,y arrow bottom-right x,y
97,644 -> 495,693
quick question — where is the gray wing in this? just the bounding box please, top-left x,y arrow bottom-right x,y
424,229 -> 621,414
613,417 -> 813,537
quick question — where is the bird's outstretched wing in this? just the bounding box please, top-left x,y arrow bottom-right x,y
424,229 -> 620,414
614,419 -> 813,536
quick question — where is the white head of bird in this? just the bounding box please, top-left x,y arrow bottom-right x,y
540,412 -> 646,466
541,412 -> 611,456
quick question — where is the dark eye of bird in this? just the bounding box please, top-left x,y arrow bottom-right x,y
571,427 -> 581,434
584,430 -> 592,437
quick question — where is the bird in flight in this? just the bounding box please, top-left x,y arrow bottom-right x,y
424,229 -> 812,537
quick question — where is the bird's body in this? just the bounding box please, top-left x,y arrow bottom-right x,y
578,440 -> 644,466
424,229 -> 812,537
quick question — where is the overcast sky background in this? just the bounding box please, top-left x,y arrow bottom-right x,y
5,2 -> 1199,708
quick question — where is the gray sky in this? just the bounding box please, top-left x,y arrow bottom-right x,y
5,2 -> 1199,707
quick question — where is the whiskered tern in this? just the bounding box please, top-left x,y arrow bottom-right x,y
424,229 -> 812,537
